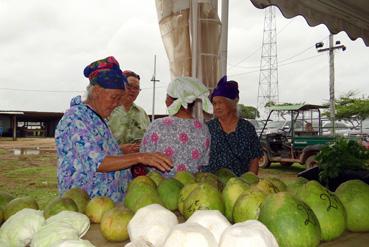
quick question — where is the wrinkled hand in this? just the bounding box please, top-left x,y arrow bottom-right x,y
139,152 -> 173,172
122,143 -> 140,154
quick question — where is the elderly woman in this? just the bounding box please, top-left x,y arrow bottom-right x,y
205,76 -> 262,176
140,77 -> 213,177
55,56 -> 172,202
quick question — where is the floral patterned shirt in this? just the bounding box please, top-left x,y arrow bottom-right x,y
204,118 -> 262,176
108,103 -> 150,144
140,116 -> 211,177
55,96 -> 132,202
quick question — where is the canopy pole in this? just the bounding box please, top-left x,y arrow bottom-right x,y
220,0 -> 229,78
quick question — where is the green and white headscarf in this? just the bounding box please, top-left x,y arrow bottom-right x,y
167,77 -> 213,116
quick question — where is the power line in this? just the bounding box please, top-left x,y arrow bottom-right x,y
228,19 -> 294,70
230,53 -> 324,77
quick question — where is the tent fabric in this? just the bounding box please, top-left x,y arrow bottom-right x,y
249,0 -> 369,46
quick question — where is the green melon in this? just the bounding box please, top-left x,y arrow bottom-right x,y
100,207 -> 134,242
335,179 -> 369,232
124,182 -> 163,213
287,177 -> 309,196
85,196 -> 115,223
214,168 -> 236,186
240,171 -> 260,185
157,178 -> 184,211
62,187 -> 90,213
44,197 -> 78,219
267,177 -> 287,192
183,183 -> 224,219
259,192 -> 321,247
195,172 -> 223,191
127,176 -> 156,190
147,171 -> 164,186
4,196 -> 39,220
222,177 -> 250,221
256,179 -> 280,194
0,192 -> 14,210
297,180 -> 346,241
178,183 -> 200,215
174,171 -> 196,185
232,188 -> 267,223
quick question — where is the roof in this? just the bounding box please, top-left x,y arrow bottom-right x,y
250,0 -> 369,46
269,104 -> 328,111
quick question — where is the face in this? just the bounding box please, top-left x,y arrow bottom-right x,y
124,76 -> 141,102
212,96 -> 236,118
93,86 -> 123,118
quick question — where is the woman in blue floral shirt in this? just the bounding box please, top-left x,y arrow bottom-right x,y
204,76 -> 262,176
55,56 -> 172,202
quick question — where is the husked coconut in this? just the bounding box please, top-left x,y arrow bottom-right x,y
219,220 -> 278,247
124,237 -> 154,247
46,211 -> 90,238
163,222 -> 217,247
128,204 -> 178,246
186,210 -> 230,243
0,208 -> 45,247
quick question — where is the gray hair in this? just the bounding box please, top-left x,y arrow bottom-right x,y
83,84 -> 95,101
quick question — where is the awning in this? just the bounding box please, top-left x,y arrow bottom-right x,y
249,0 -> 369,46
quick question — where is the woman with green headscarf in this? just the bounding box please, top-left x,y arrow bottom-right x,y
140,77 -> 213,177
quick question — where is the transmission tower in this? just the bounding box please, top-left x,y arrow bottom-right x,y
256,6 -> 279,118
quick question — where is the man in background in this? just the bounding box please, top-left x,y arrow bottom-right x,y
109,70 -> 150,154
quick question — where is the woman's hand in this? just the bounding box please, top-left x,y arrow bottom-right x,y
138,152 -> 173,172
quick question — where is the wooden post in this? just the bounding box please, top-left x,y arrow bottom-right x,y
12,115 -> 17,141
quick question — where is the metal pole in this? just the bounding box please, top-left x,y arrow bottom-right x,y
220,0 -> 229,77
329,34 -> 335,135
191,0 -> 198,78
151,55 -> 159,122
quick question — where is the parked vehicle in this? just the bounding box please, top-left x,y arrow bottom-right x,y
322,121 -> 360,136
258,104 -> 335,169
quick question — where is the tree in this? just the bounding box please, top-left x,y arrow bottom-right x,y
238,104 -> 259,119
324,92 -> 369,129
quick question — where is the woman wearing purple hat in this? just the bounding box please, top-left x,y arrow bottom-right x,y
55,56 -> 172,202
204,76 -> 262,176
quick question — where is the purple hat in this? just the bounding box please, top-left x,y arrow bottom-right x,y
210,76 -> 239,101
83,56 -> 127,89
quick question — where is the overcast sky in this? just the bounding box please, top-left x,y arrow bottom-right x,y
0,0 -> 368,116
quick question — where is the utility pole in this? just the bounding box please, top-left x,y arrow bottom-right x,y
150,55 -> 159,121
315,34 -> 346,135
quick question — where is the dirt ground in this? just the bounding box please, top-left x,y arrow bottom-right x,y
0,137 -> 56,150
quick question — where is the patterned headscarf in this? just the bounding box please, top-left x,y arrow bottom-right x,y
167,77 -> 213,116
83,56 -> 127,89
210,76 -> 239,101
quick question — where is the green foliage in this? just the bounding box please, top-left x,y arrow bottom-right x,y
323,92 -> 369,127
316,138 -> 369,186
238,104 -> 259,119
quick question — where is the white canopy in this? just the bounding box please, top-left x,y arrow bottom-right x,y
250,0 -> 369,46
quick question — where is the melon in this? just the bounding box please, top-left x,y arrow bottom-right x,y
62,187 -> 90,213
222,177 -> 250,221
215,168 -> 236,186
259,192 -> 321,247
4,196 -> 39,220
335,179 -> 369,232
183,183 -> 224,219
174,171 -> 196,185
85,196 -> 115,223
44,197 -> 78,219
157,178 -> 184,211
232,189 -> 266,222
297,180 -> 346,241
100,207 -> 134,242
